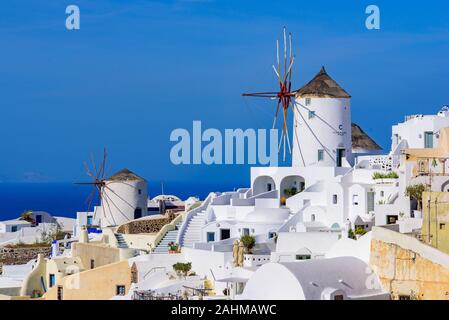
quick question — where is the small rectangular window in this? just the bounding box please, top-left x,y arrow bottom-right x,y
353,194 -> 359,206
242,228 -> 250,236
295,254 -> 311,260
206,232 -> 215,242
440,223 -> 446,230
380,191 -> 385,197
220,229 -> 231,240
90,259 -> 95,269
318,149 -> 324,162
424,132 -> 434,148
309,111 -> 316,119
333,195 -> 338,204
49,274 -> 55,288
268,232 -> 276,239
116,285 -> 126,296
305,98 -> 311,106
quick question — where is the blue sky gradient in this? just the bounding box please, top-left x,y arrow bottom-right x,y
1,0 -> 449,188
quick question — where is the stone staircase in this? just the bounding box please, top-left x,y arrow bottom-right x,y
115,233 -> 128,249
153,221 -> 183,254
180,210 -> 207,248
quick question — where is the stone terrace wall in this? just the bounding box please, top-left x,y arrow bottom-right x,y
0,247 -> 51,274
117,211 -> 176,234
370,226 -> 449,300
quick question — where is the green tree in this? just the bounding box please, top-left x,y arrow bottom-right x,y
405,184 -> 426,211
19,210 -> 35,225
240,235 -> 256,253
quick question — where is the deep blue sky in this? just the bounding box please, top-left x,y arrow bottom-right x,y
1,0 -> 449,189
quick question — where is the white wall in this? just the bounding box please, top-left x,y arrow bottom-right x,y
292,97 -> 353,167
391,111 -> 449,152
100,180 -> 148,227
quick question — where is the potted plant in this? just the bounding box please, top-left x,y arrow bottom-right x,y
168,242 -> 179,254
240,235 -> 256,254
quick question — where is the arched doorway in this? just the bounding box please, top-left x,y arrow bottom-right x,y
280,175 -> 305,199
253,176 -> 276,196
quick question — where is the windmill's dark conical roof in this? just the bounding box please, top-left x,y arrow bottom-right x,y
352,123 -> 382,151
296,66 -> 351,99
107,168 -> 145,181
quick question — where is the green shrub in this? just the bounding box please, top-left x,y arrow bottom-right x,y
240,235 -> 256,252
284,187 -> 299,197
355,226 -> 367,236
173,262 -> 192,277
348,228 -> 356,240
372,172 -> 399,180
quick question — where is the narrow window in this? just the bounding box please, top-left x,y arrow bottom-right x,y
333,194 -> 338,204
424,132 -> 434,148
305,98 -> 311,106
49,274 -> 55,288
57,286 -> 63,300
242,228 -> 250,236
353,195 -> 359,206
90,259 -> 95,269
318,149 -> 324,162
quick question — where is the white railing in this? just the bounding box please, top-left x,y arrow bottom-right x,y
176,192 -> 217,246
357,155 -> 400,171
277,203 -> 311,233
231,190 -> 278,206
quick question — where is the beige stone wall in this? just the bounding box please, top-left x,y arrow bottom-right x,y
370,227 -> 449,300
422,192 -> 449,255
0,247 -> 50,273
44,260 -> 131,300
71,242 -> 121,270
116,211 -> 176,234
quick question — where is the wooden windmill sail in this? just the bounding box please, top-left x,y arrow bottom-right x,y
242,27 -> 297,161
75,149 -> 138,226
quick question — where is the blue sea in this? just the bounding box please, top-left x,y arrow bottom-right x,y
0,181 -> 247,221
